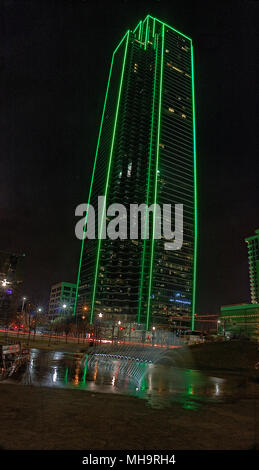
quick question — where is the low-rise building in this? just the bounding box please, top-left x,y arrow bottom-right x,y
48,282 -> 76,317
219,303 -> 259,341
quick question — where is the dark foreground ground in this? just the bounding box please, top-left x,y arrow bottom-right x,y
0,340 -> 258,450
0,382 -> 258,450
175,340 -> 259,372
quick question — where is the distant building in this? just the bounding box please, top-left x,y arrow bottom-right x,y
245,229 -> 259,304
0,251 -> 25,324
219,303 -> 259,341
48,282 -> 76,317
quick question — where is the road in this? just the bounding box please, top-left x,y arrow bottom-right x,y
0,328 -> 181,349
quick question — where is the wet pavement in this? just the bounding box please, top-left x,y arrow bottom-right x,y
5,348 -> 258,409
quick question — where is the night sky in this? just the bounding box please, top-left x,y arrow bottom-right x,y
1,0 -> 257,313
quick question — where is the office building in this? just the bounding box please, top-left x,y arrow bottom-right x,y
75,16 -> 197,330
48,282 -> 76,317
219,303 -> 259,341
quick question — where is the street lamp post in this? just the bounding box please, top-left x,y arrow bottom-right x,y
96,313 -> 103,343
117,321 -> 122,341
152,326 -> 156,346
62,304 -> 67,322
21,297 -> 27,326
21,297 -> 26,314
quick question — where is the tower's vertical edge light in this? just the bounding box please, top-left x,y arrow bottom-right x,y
73,54 -> 115,317
146,23 -> 165,330
90,31 -> 130,324
152,17 -> 156,38
191,41 -> 198,331
141,16 -> 148,44
139,20 -> 143,41
138,31 -> 159,323
144,16 -> 149,50
133,20 -> 141,36
149,16 -> 192,41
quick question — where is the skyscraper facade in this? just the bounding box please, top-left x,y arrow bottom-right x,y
245,229 -> 259,304
75,16 -> 197,330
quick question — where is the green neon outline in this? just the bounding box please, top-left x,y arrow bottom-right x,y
137,33 -> 159,323
144,15 -> 149,49
90,31 -> 130,324
221,303 -> 259,312
113,30 -> 129,56
148,15 -> 191,42
152,17 -> 156,38
139,21 -> 143,41
133,20 -> 141,35
142,16 -> 147,44
146,24 -> 165,330
73,53 -> 116,317
191,41 -> 197,331
245,232 -> 259,242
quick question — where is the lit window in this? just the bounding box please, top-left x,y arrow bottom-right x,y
127,162 -> 132,177
181,114 -> 186,118
173,65 -> 183,73
168,107 -> 174,113
165,49 -> 170,53
167,62 -> 183,73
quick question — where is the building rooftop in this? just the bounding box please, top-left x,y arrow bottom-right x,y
221,303 -> 259,311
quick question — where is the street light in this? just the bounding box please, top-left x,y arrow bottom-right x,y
95,313 -> 103,342
38,308 -> 42,313
152,326 -> 156,331
21,297 -> 26,314
62,304 -> 67,309
117,321 -> 122,341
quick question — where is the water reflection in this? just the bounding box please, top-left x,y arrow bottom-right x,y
7,348 -> 257,410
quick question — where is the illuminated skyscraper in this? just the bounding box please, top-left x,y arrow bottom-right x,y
245,229 -> 259,304
75,16 -> 197,330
